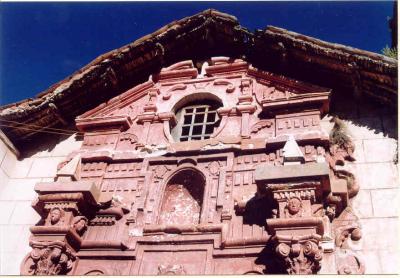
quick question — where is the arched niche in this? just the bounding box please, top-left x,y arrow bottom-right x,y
158,168 -> 205,225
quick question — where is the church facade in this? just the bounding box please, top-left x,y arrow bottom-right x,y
0,10 -> 397,275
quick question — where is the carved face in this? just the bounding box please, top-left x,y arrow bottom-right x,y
50,208 -> 62,225
287,198 -> 302,215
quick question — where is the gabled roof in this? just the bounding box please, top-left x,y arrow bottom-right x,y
0,9 -> 397,148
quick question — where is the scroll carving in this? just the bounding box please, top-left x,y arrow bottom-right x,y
274,235 -> 323,274
250,120 -> 274,135
21,241 -> 75,276
158,264 -> 186,275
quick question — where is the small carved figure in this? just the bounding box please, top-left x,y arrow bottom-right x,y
72,216 -> 88,236
49,208 -> 64,226
285,197 -> 302,217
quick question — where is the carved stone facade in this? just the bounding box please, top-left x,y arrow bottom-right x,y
15,58 -> 369,275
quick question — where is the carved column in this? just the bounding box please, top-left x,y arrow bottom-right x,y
20,181 -> 100,275
255,161 -> 331,274
238,78 -> 256,138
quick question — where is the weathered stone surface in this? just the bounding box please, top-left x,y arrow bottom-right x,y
27,157 -> 65,178
354,163 -> 399,189
0,201 -> 15,224
0,150 -> 18,177
34,181 -> 100,203
0,168 -> 9,188
363,138 -> 397,163
359,250 -> 382,274
0,140 -> 8,164
0,178 -> 40,201
9,201 -> 40,225
352,140 -> 365,163
345,118 -> 385,140
359,218 -> 399,251
351,189 -> 373,219
50,134 -> 83,157
1,225 -> 25,253
255,162 -> 329,182
378,250 -> 399,274
371,189 -> 399,217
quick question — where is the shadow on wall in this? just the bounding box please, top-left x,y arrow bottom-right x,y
330,93 -> 398,140
20,124 -> 82,159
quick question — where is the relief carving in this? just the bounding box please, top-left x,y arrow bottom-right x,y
21,241 -> 75,276
274,236 -> 323,274
336,250 -> 365,274
158,264 -> 186,275
117,132 -> 139,150
213,79 -> 235,93
206,160 -> 221,176
47,207 -> 66,226
21,56 -> 368,275
284,197 -> 303,218
250,120 -> 274,135
262,87 -> 292,101
72,216 -> 88,236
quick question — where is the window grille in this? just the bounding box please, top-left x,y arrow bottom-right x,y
179,104 -> 219,141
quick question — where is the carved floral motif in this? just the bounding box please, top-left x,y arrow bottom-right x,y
21,241 -> 75,276
274,237 -> 323,274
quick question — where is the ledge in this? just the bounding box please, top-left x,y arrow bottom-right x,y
254,162 -> 330,183
34,180 -> 101,204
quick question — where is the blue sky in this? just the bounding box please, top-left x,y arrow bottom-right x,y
0,1 -> 395,105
